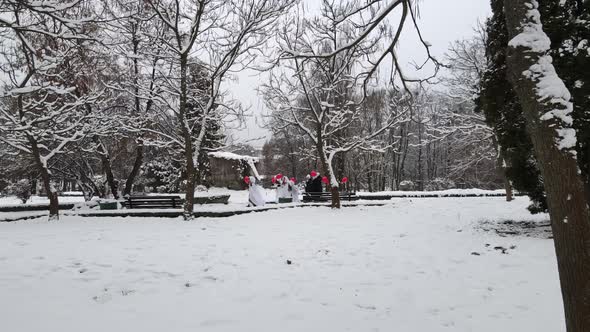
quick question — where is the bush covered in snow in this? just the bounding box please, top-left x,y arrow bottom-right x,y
424,178 -> 456,191
399,180 -> 415,191
6,179 -> 32,203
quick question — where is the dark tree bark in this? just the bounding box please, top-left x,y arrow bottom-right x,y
317,129 -> 340,209
29,137 -> 59,219
123,140 -> 144,196
180,54 -> 196,219
96,141 -> 119,200
18,93 -> 59,219
504,1 -> 590,330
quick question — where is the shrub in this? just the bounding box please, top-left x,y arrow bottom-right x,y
9,179 -> 32,204
424,178 -> 456,191
399,180 -> 415,191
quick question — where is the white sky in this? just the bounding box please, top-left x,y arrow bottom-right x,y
227,0 -> 492,148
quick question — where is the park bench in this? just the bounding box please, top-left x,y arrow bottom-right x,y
302,192 -> 359,202
121,195 -> 183,209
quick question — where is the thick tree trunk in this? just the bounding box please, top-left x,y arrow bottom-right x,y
184,146 -> 196,219
330,185 -> 340,209
40,167 -> 59,220
29,138 -> 59,220
123,140 -> 144,196
316,132 -> 340,209
504,1 -> 590,330
179,54 -> 195,219
94,139 -> 119,199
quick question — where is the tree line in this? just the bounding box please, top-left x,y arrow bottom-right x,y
0,0 -> 291,219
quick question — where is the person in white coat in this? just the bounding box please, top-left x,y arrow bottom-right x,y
275,175 -> 291,203
246,176 -> 266,207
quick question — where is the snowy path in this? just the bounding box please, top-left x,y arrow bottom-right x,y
0,197 -> 563,331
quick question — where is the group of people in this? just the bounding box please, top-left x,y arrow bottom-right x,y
272,174 -> 300,203
245,170 -> 348,207
244,173 -> 301,207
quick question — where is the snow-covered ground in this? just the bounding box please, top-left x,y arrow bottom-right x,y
0,195 -> 86,206
0,196 -> 563,331
358,188 -> 507,196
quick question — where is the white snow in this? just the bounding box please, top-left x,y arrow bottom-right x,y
0,195 -> 86,206
208,151 -> 259,162
0,197 -> 563,331
359,188 -> 507,197
507,7 -> 551,53
508,0 -> 577,151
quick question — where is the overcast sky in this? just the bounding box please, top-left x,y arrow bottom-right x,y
227,0 -> 492,148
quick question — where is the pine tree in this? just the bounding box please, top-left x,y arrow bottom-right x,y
537,0 -> 590,200
480,0 -> 590,212
186,62 -> 225,188
479,0 -> 547,213
195,117 -> 225,188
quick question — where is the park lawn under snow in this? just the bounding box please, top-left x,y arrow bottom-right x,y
0,197 -> 563,331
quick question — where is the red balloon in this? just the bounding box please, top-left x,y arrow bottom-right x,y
341,177 -> 348,183
310,170 -> 318,177
322,176 -> 329,184
244,176 -> 250,184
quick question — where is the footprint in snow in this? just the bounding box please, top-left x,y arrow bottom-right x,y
92,289 -> 112,304
203,275 -> 218,282
120,289 -> 135,296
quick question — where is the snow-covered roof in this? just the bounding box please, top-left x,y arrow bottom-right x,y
208,151 -> 259,162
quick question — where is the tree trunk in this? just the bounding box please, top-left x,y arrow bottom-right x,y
29,138 -> 59,220
316,132 -> 340,209
95,140 -> 119,199
40,167 -> 59,220
330,185 -> 340,209
123,140 -> 144,196
417,121 -> 423,191
179,54 -> 195,219
503,166 -> 513,202
504,1 -> 590,330
122,33 -> 145,198
493,136 -> 513,201
184,146 -> 196,218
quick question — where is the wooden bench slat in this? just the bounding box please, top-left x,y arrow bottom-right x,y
123,200 -> 182,203
124,195 -> 183,209
303,192 -> 359,202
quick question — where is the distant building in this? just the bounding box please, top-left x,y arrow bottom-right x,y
208,151 -> 260,190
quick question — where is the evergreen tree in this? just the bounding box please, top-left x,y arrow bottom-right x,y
537,0 -> 590,199
186,62 -> 225,188
480,0 -> 590,212
479,0 -> 546,213
195,116 -> 225,187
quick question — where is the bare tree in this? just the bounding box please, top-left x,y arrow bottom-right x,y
264,1 -> 417,208
0,0 -> 100,219
443,24 -> 512,200
145,0 -> 292,218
